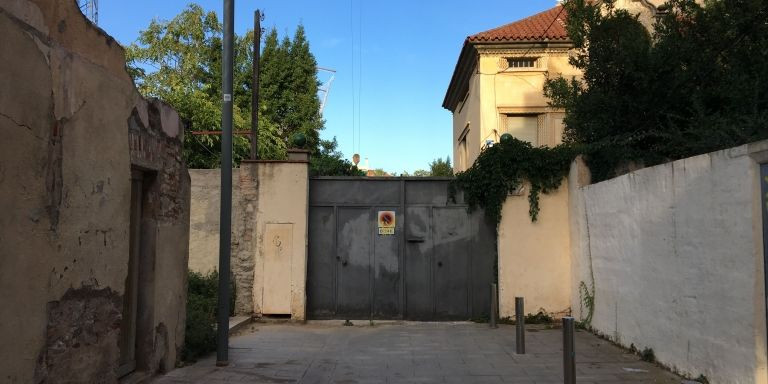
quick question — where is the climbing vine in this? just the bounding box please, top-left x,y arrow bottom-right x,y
452,137 -> 579,224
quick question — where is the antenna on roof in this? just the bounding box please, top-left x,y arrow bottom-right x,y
79,0 -> 98,25
318,67 -> 336,115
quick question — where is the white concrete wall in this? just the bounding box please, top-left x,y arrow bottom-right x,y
569,143 -> 768,383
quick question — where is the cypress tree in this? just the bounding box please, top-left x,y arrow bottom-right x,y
287,24 -> 324,152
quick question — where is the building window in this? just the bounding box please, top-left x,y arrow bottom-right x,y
458,137 -> 468,170
506,57 -> 537,69
503,115 -> 538,146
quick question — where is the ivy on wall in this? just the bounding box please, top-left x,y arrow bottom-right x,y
451,137 -> 579,224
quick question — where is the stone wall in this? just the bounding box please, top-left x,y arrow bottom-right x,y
0,1 -> 190,382
569,142 -> 768,383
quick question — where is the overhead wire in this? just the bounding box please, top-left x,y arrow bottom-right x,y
521,4 -> 566,58
357,0 -> 363,155
350,0 -> 356,155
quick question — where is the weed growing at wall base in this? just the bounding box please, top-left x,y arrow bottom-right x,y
182,270 -> 236,362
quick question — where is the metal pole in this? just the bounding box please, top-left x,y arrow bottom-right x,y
216,0 -> 234,367
563,317 -> 576,384
515,297 -> 525,354
250,10 -> 261,160
490,284 -> 498,328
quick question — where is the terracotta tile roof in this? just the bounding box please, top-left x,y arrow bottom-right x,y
468,5 -> 569,43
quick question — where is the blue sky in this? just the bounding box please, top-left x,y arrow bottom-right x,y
99,0 -> 558,173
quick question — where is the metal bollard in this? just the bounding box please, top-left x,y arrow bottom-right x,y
563,317 -> 576,384
490,284 -> 498,328
515,297 -> 525,354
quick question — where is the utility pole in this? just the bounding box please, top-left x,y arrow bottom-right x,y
216,0 -> 234,367
251,10 -> 261,160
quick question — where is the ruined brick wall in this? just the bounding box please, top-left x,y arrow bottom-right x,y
0,1 -> 190,382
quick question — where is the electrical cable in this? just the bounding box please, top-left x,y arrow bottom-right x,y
350,0 -> 356,154
521,4 -> 566,59
357,1 -> 363,154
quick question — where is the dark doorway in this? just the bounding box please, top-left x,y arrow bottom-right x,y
307,178 -> 495,321
118,170 -> 145,377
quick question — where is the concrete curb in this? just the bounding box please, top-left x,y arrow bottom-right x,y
228,316 -> 252,335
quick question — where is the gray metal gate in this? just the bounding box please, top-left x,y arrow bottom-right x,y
307,177 -> 496,321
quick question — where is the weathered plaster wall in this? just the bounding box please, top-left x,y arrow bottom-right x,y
569,143 -> 768,383
189,169 -> 223,274
497,183 -> 572,318
0,1 -> 189,382
452,72 -> 481,172
189,159 -> 309,320
246,160 -> 309,320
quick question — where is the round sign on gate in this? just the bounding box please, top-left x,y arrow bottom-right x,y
378,211 -> 395,235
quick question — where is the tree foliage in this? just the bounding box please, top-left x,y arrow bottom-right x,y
545,0 -> 768,180
310,138 -> 364,176
429,157 -> 454,177
458,0 -> 768,222
126,4 -> 340,170
453,139 -> 577,223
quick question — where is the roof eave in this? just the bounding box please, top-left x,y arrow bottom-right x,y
442,39 -> 573,111
442,41 -> 477,112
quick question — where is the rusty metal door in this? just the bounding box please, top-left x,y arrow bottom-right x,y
307,178 -> 495,321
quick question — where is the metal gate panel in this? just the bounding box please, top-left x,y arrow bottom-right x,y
405,206 -> 432,320
373,206 -> 401,318
310,179 -> 400,205
469,208 -> 496,320
307,207 -> 336,318
307,178 -> 495,321
433,207 -> 470,320
336,207 -> 373,318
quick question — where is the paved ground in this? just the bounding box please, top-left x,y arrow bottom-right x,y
153,321 -> 684,384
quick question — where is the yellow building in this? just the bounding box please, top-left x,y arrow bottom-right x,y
442,2 -> 666,318
443,5 -> 576,172
443,0 -> 667,171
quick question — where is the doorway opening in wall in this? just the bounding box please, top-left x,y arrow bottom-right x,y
118,168 -> 156,378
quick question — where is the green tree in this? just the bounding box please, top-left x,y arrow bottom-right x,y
310,138 -> 364,176
126,4 -> 284,168
429,157 -> 454,177
544,0 -> 768,180
287,25 -> 324,152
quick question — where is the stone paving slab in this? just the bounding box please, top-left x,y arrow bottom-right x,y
151,321 -> 684,384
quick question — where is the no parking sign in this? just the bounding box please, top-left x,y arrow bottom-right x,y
378,211 -> 395,235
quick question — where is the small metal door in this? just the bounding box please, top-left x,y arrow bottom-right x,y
405,206 -> 432,320
433,207 -> 470,320
336,208 -> 372,318
372,206 -> 401,318
307,207 -> 335,318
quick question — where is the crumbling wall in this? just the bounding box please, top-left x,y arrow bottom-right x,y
0,1 -> 189,382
